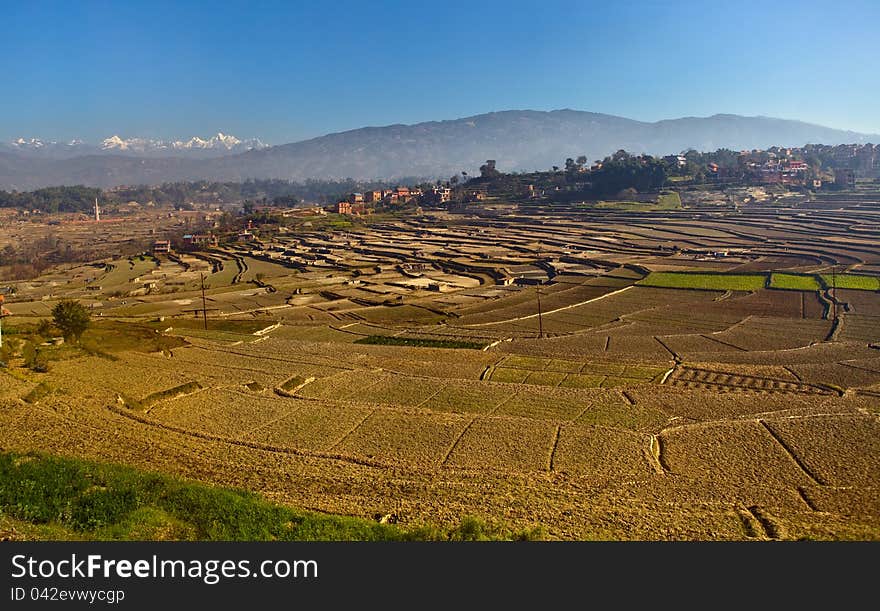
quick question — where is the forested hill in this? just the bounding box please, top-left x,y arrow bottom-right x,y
1,110 -> 876,189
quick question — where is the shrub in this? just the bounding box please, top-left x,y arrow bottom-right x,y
70,488 -> 139,531
52,299 -> 90,342
36,319 -> 55,338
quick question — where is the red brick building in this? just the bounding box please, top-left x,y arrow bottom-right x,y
338,201 -> 366,215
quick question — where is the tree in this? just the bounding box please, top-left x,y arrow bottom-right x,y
272,194 -> 299,207
479,160 -> 499,178
52,299 -> 90,342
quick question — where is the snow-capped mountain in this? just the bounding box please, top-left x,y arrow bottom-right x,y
10,137 -> 87,150
13,137 -> 50,149
1,138 -> 93,159
173,132 -> 252,151
2,133 -> 268,159
100,132 -> 267,155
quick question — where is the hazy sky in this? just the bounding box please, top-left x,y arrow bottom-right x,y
3,0 -> 878,144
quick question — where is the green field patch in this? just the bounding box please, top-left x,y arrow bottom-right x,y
581,362 -> 628,375
591,192 -> 681,212
638,272 -> 766,291
558,374 -> 607,389
657,192 -> 682,209
500,355 -> 549,370
770,274 -> 821,291
487,367 -> 530,384
593,200 -> 650,210
97,257 -> 158,289
204,260 -> 239,287
522,370 -> 567,387
819,274 -> 880,291
545,359 -> 585,373
354,336 -> 487,349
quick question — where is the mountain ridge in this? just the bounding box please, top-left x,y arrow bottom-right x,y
1,110 -> 876,190
2,132 -> 268,160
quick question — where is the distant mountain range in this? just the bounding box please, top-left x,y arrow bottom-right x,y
1,110 -> 876,190
2,132 -> 268,160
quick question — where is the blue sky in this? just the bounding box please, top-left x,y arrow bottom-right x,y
2,0 -> 878,144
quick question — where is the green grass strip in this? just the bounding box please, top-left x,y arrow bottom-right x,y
354,335 -> 488,349
769,274 -> 821,291
0,451 -> 540,541
819,274 -> 880,291
638,272 -> 766,291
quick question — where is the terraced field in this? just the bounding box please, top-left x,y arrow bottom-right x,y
2,197 -> 879,540
667,365 -> 834,394
638,272 -> 767,291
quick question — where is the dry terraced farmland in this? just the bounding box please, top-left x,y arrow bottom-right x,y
2,196 -> 879,540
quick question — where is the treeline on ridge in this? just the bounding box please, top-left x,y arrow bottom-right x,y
0,178 -> 423,213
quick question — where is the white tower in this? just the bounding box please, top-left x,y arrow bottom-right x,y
94,197 -> 100,222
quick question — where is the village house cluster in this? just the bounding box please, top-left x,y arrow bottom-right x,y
335,186 -> 428,215
721,144 -> 878,186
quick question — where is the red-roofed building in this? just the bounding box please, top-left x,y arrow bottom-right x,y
338,201 -> 366,215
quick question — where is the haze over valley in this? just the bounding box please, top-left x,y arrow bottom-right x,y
1,110 -> 876,190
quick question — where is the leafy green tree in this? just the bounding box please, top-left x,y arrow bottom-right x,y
272,194 -> 299,207
51,299 -> 90,342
